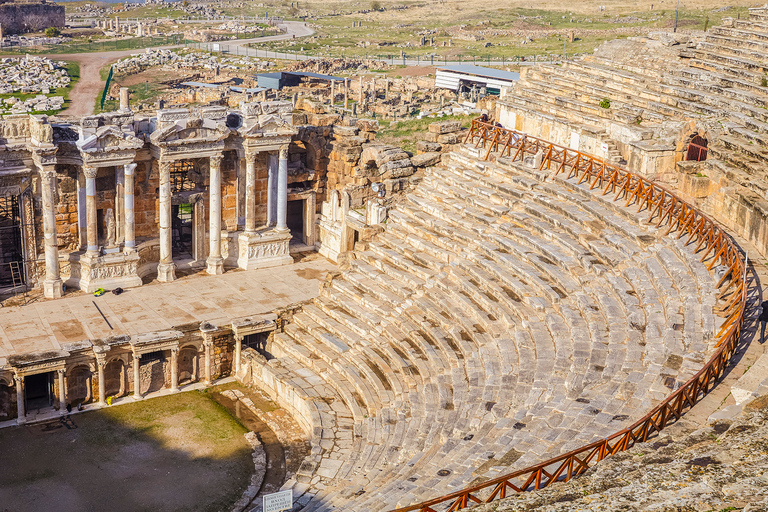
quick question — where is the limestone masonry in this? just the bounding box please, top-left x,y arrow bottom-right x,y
1,6 -> 766,512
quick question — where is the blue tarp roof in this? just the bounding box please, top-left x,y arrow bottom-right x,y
181,82 -> 268,93
435,65 -> 520,82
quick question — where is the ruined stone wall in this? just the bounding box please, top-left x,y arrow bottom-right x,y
134,161 -> 158,239
0,2 -> 65,34
55,166 -> 79,251
211,331 -> 234,380
222,151 -> 238,231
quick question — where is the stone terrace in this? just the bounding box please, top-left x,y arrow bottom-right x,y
262,144 -> 721,511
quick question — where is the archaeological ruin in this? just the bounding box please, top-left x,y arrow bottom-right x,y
0,5 -> 766,512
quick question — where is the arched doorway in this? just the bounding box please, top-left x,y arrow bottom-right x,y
104,359 -> 127,398
178,346 -> 199,384
67,366 -> 93,405
686,135 -> 708,162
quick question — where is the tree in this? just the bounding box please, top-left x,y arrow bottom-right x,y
44,27 -> 60,37
371,1 -> 382,11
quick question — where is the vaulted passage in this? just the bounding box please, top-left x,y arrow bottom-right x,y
686,135 -> 708,162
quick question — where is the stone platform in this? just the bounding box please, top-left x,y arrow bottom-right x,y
0,255 -> 336,367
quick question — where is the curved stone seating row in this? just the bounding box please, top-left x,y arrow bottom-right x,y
506,9 -> 768,203
262,143 -> 718,511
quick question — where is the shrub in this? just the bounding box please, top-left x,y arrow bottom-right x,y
599,98 -> 611,109
761,76 -> 767,87
371,1 -> 382,10
44,27 -> 60,38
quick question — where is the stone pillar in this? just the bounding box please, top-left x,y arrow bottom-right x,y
157,160 -> 176,282
330,79 -> 335,105
267,153 -> 278,227
123,163 -> 136,252
344,79 -> 349,110
39,168 -> 63,298
132,354 -> 142,400
234,336 -> 242,374
358,76 -> 363,106
204,341 -> 212,385
244,151 -> 257,234
97,359 -> 106,405
77,172 -> 86,249
57,369 -> 66,412
170,348 -> 179,392
115,165 -> 125,245
385,79 -> 390,100
206,154 -> 224,275
276,146 -> 289,232
84,165 -> 99,255
119,87 -> 130,112
15,376 -> 24,424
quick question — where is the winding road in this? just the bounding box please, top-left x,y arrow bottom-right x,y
52,20 -> 314,116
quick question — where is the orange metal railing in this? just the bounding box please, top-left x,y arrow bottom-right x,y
390,120 -> 748,512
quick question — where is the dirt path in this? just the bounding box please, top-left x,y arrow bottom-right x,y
47,21 -> 314,117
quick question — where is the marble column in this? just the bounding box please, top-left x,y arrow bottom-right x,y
15,376 -> 24,424
344,78 -> 349,109
204,341 -> 212,385
97,359 -> 106,405
234,336 -> 242,374
157,160 -> 175,282
132,354 -> 142,400
206,154 -> 224,275
77,172 -> 86,249
276,146 -> 289,232
57,369 -> 66,412
83,165 -> 99,255
116,165 -> 125,245
244,151 -> 257,234
170,348 -> 179,392
267,153 -> 278,227
39,168 -> 63,298
358,76 -> 363,106
123,163 -> 136,251
330,79 -> 334,105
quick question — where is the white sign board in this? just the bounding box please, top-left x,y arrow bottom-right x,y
212,43 -> 221,52
263,490 -> 293,512
601,142 -> 609,153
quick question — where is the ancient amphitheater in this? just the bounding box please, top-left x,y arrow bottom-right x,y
0,6 -> 764,512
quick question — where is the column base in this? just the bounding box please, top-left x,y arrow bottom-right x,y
43,278 -> 64,299
170,387 -> 180,394
157,261 -> 176,282
133,394 -> 143,401
206,256 -> 224,275
237,230 -> 293,270
71,251 -> 142,292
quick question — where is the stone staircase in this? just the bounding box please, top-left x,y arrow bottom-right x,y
265,144 -> 719,511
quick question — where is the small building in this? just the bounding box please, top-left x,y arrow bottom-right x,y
256,71 -> 345,90
435,65 -> 520,95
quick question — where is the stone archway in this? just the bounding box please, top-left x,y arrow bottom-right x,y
104,359 -> 127,398
686,134 -> 708,162
178,346 -> 199,384
67,365 -> 93,404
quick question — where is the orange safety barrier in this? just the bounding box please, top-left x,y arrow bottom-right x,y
391,120 -> 748,512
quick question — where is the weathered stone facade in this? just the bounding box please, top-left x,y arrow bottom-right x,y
0,1 -> 65,34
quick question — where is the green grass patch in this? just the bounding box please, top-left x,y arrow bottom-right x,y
376,113 -> 474,153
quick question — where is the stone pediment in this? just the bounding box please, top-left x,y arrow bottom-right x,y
78,125 -> 143,153
242,114 -> 298,138
150,117 -> 230,146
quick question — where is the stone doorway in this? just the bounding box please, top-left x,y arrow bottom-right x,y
139,350 -> 168,395
67,366 -> 93,405
287,199 -> 305,244
686,135 -> 708,161
0,194 -> 24,288
244,332 -> 270,358
172,203 -> 194,259
25,372 -> 53,411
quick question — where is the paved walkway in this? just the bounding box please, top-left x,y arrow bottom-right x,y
0,255 -> 336,365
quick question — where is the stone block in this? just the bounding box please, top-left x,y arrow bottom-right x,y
416,141 -> 442,154
296,98 -> 325,114
411,152 -> 441,168
333,125 -> 359,137
356,119 -> 379,132
437,133 -> 460,144
428,120 -> 461,134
